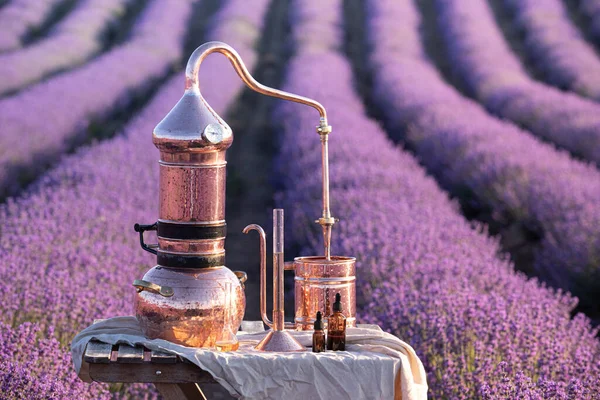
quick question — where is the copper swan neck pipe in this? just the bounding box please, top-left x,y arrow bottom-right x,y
186,41 -> 336,260
186,41 -> 328,122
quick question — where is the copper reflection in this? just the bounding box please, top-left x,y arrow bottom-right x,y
159,162 -> 226,223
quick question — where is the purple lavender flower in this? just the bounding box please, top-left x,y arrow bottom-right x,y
502,0 -> 600,100
580,0 -> 600,41
0,322 -> 107,399
434,0 -> 600,164
0,0 -> 65,52
0,0 -> 131,95
366,0 -> 600,314
0,0 -> 194,198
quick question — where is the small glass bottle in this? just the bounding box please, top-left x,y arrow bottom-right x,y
312,311 -> 326,353
326,293 -> 346,351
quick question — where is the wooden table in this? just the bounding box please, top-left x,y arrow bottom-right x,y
79,340 -> 235,400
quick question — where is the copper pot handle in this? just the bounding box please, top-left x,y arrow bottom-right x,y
133,223 -> 158,255
284,261 -> 295,271
283,261 -> 298,330
133,279 -> 174,297
284,262 -> 297,330
233,271 -> 248,288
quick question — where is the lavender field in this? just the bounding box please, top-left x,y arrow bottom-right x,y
1,0 -> 599,398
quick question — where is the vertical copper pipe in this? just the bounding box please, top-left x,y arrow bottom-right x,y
320,133 -> 332,260
273,209 -> 285,331
316,121 -> 335,261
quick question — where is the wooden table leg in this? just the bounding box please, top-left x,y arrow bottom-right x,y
155,383 -> 207,400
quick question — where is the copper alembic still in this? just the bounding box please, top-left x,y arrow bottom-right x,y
131,41 -> 356,350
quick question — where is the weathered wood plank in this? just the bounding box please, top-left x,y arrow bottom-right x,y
88,362 -> 216,383
84,341 -> 113,364
155,383 -> 207,400
150,349 -> 178,364
116,344 -> 145,363
77,360 -> 93,383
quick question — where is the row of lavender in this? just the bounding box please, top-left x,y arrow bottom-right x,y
580,0 -> 600,41
501,0 -> 600,100
0,0 -> 192,199
276,0 -> 600,397
0,0 -> 65,52
0,0 -> 271,397
433,0 -> 600,165
0,0 -> 132,96
368,0 -> 600,313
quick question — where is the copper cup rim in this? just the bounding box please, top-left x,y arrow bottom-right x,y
293,255 -> 356,264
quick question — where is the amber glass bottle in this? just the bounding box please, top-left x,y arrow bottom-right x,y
326,293 -> 346,351
312,311 -> 326,352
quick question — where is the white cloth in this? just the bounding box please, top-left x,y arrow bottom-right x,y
71,317 -> 427,400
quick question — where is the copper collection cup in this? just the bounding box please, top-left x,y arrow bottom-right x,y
287,256 -> 356,331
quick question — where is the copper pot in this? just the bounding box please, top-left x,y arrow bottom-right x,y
134,267 -> 246,347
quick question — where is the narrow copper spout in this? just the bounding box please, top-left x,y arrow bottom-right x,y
187,41 -> 336,260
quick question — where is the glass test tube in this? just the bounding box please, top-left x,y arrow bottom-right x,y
273,209 -> 285,331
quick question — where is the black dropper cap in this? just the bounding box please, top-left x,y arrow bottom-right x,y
333,293 -> 342,312
314,311 -> 323,330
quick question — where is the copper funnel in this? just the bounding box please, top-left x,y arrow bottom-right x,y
254,330 -> 304,352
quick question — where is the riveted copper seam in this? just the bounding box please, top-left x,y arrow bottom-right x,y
157,219 -> 226,225
159,151 -> 227,165
157,249 -> 226,257
158,238 -> 224,254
